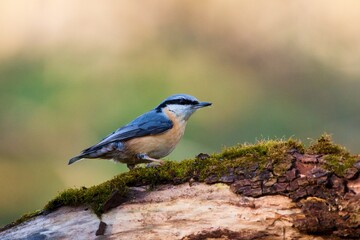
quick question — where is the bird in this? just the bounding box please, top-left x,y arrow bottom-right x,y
68,94 -> 212,170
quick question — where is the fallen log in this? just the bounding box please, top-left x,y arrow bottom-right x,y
1,135 -> 359,239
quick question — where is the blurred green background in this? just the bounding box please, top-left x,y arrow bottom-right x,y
1,1 -> 360,225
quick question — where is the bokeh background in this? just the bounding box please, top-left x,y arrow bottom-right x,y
1,1 -> 360,225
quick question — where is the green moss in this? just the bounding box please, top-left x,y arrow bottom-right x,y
0,210 -> 42,232
14,210 -> 42,224
322,155 -> 358,177
4,135 -> 357,230
307,134 -> 357,176
44,137 -> 303,217
307,133 -> 347,155
45,175 -> 128,215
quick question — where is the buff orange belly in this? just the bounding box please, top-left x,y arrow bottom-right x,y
125,110 -> 186,159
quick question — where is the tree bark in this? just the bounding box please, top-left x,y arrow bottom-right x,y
1,140 -> 360,239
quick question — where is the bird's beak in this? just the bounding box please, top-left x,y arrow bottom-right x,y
195,101 -> 212,109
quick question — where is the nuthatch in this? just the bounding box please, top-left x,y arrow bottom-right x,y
68,94 -> 212,169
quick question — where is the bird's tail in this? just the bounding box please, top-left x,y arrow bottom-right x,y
68,155 -> 84,165
68,143 -> 113,165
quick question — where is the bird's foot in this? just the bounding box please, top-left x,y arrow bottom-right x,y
127,164 -> 136,170
145,162 -> 163,168
137,153 -> 165,165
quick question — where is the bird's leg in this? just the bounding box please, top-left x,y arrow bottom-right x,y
136,153 -> 165,165
127,163 -> 135,170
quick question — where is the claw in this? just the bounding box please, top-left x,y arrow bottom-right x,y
127,164 -> 135,170
136,153 -> 164,164
146,162 -> 161,168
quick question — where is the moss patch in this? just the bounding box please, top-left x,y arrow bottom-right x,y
45,178 -> 127,216
307,134 -> 347,155
306,134 -> 358,176
45,138 -> 304,216
3,135 -> 358,230
0,210 -> 43,232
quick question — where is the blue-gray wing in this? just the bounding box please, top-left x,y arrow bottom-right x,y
83,110 -> 173,152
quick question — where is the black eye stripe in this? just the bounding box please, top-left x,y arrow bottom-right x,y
168,99 -> 198,105
157,99 -> 199,109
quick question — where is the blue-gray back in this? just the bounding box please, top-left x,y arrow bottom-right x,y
83,109 -> 173,152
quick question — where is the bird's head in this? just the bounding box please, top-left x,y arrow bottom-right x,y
156,94 -> 212,121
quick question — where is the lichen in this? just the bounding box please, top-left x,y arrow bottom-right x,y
3,134 -> 358,231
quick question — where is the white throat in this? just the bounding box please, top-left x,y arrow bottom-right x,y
165,104 -> 196,121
